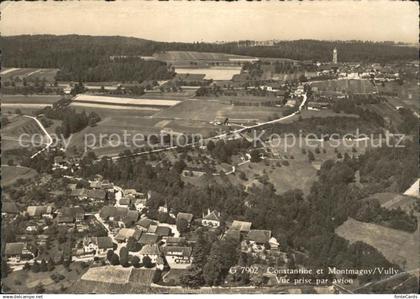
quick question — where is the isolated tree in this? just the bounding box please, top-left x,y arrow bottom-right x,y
142,256 -> 153,268
32,260 -> 40,273
47,257 -> 55,271
1,260 -> 10,278
307,150 -> 315,162
131,256 -> 141,268
119,247 -> 129,267
106,249 -> 114,261
110,253 -> 120,266
206,140 -> 215,152
40,258 -> 48,272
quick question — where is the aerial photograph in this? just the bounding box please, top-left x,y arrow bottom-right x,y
0,1 -> 418,296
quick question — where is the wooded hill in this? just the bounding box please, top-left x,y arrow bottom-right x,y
1,35 -> 416,82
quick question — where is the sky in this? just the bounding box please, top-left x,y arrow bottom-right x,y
1,1 -> 418,43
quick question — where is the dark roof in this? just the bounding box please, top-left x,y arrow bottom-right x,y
137,218 -> 156,229
57,215 -> 74,223
165,237 -> 186,245
139,244 -> 160,255
176,212 -> 194,223
119,197 -> 132,205
155,226 -> 172,237
70,189 -> 86,197
163,246 -> 192,257
122,210 -> 140,227
96,237 -> 113,249
246,229 -> 272,243
138,233 -> 159,245
59,207 -> 85,217
5,242 -> 25,255
87,189 -> 106,200
2,202 -> 19,214
99,206 -> 128,220
115,228 -> 142,241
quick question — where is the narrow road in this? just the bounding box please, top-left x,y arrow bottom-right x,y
23,115 -> 53,159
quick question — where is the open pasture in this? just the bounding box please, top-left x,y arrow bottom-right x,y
1,165 -> 38,187
1,94 -> 62,104
1,67 -> 59,82
335,218 -> 419,270
175,67 -> 242,80
152,99 -> 286,123
311,79 -> 376,94
72,94 -> 180,107
155,51 -> 253,63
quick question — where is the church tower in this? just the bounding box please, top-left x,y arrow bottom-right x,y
333,48 -> 338,64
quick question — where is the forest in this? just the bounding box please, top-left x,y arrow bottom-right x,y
2,36 -> 417,79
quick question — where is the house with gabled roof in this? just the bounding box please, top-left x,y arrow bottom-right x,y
201,210 -> 221,228
137,218 -> 157,231
231,220 -> 252,233
99,206 -> 129,221
138,233 -> 159,245
164,237 -> 186,246
155,226 -> 172,237
163,246 -> 193,269
83,236 -> 114,256
70,188 -> 87,199
135,244 -> 161,265
115,228 -> 142,243
87,189 -> 107,201
120,210 -> 140,228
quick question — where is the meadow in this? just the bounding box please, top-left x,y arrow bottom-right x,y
175,67 -> 242,80
72,94 -> 181,107
335,218 -> 418,270
1,67 -> 59,82
311,79 -> 376,94
1,165 -> 38,187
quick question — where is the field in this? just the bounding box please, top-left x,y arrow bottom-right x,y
153,99 -> 286,123
2,263 -> 88,293
311,79 -> 376,94
155,51 -> 254,63
175,67 -> 242,80
1,115 -> 45,151
1,94 -> 62,104
72,94 -> 181,107
335,218 -> 419,270
2,95 -> 62,115
231,160 -> 317,195
364,192 -> 419,213
1,67 -> 59,82
378,80 -> 419,111
81,266 -> 132,284
70,102 -> 161,116
1,165 -> 38,187
66,115 -> 216,157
